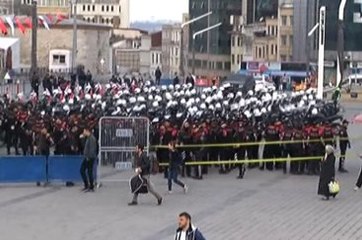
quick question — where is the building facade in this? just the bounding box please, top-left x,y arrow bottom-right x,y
76,0 -> 130,29
12,19 -> 112,74
188,0 -> 242,78
230,0 -> 294,69
20,0 -> 130,28
162,24 -> 181,78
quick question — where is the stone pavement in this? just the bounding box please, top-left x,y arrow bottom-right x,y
0,102 -> 362,240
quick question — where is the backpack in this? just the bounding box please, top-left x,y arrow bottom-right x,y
149,152 -> 160,175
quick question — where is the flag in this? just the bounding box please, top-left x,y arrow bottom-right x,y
5,17 -> 14,36
14,17 -> 26,34
38,16 -> 50,30
46,14 -> 54,23
56,13 -> 67,24
0,18 -> 8,35
24,18 -> 32,29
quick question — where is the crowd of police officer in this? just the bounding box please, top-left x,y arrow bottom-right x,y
151,118 -> 350,179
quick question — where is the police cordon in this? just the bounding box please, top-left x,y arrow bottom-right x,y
158,155 -> 351,167
150,136 -> 353,149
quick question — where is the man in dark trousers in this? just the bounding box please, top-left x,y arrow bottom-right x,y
80,127 -> 97,192
155,66 -> 162,85
129,144 -> 163,206
339,120 -> 350,173
175,212 -> 206,240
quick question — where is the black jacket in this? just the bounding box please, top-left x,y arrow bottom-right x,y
136,152 -> 150,176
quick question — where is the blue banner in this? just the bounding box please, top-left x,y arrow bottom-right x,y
0,156 -> 46,183
48,155 -> 84,182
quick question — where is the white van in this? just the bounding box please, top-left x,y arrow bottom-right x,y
341,74 -> 362,87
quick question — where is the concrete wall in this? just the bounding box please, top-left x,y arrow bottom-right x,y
13,26 -> 112,74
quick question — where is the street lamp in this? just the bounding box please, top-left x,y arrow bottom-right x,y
180,11 -> 212,78
308,6 -> 326,99
30,0 -> 38,75
192,22 -> 222,75
336,0 -> 347,87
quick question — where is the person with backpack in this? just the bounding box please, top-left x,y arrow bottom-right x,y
129,144 -> 163,206
168,141 -> 188,194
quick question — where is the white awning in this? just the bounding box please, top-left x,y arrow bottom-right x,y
0,37 -> 19,50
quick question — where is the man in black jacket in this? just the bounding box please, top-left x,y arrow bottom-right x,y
129,144 -> 163,206
80,128 -> 97,192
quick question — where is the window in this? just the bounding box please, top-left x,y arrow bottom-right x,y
282,16 -> 287,26
225,61 -> 231,70
271,44 -> 274,55
102,5 -> 104,11
275,45 -> 278,54
266,45 -> 269,56
175,58 -> 178,66
192,2 -> 196,8
262,47 -> 265,58
175,48 -> 179,56
232,54 -> 235,64
201,2 -> 204,8
106,6 -> 109,12
92,5 -> 95,11
53,55 -> 66,65
289,35 -> 293,46
237,54 -> 240,65
258,48 -> 262,58
268,26 -> 271,35
232,36 -> 235,47
119,6 -> 121,12
152,53 -> 155,64
281,35 -> 287,46
87,5 -> 90,11
106,18 -> 109,24
290,16 -> 293,26
101,18 -> 104,23
237,37 -> 241,47
216,62 -> 223,70
271,26 -> 274,36
82,5 -> 85,11
111,6 -> 114,12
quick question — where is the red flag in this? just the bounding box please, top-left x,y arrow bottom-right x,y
24,17 -> 32,29
56,13 -> 66,24
14,17 -> 26,34
46,14 -> 54,23
0,18 -> 8,35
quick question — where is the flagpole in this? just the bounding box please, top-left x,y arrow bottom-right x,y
31,0 -> 38,75
71,0 -> 78,74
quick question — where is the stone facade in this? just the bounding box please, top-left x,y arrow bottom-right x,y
13,20 -> 112,74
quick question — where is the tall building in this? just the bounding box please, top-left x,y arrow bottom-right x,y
21,0 -> 71,15
188,0 -> 242,78
162,23 -> 181,78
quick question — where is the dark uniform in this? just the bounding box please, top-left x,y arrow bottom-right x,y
338,121 -> 350,172
307,124 -> 324,175
234,123 -> 247,178
262,123 -> 282,171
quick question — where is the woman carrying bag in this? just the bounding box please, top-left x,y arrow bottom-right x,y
318,145 -> 338,201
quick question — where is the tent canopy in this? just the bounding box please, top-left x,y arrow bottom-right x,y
0,37 -> 19,51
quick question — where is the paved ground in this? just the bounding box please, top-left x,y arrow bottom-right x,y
1,102 -> 362,240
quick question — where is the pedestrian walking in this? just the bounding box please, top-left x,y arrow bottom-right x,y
168,141 -> 188,194
318,145 -> 336,201
129,144 -> 163,206
80,127 -> 97,192
175,212 -> 206,240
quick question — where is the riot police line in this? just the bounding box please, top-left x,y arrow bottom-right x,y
0,74 -> 349,182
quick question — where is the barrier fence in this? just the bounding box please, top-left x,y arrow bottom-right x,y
0,155 -> 85,183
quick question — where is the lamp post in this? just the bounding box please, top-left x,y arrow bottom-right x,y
336,0 -> 347,87
192,22 -> 222,75
180,11 -> 213,78
71,0 -> 78,73
30,0 -> 38,75
308,6 -> 326,99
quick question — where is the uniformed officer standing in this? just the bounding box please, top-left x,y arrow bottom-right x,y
339,120 -> 350,173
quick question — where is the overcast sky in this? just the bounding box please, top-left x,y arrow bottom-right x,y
130,0 -> 188,22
